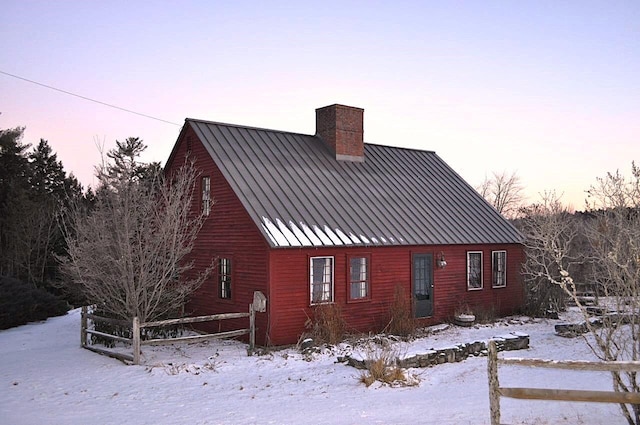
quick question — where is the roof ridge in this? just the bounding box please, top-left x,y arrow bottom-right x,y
367,143 -> 436,154
185,118 -> 314,138
186,118 -> 437,154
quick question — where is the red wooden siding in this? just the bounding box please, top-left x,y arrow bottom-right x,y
268,244 -> 523,345
166,126 -> 271,344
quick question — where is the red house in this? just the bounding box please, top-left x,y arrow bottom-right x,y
165,104 -> 524,346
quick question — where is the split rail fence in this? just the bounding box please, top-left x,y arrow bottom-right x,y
81,303 -> 259,365
487,340 -> 640,425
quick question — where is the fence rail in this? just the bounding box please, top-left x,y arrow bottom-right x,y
81,299 -> 261,365
487,340 -> 640,425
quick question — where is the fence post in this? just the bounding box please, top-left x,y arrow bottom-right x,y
132,316 -> 140,365
81,306 -> 88,348
249,303 -> 255,355
488,340 -> 500,425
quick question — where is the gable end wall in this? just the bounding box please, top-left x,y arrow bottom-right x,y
166,125 -> 271,344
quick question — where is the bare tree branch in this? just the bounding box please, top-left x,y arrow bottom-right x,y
477,170 -> 525,219
520,164 -> 640,424
60,142 -> 211,323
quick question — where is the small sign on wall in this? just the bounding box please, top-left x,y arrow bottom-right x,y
253,291 -> 267,312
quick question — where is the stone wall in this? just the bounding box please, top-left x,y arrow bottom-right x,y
341,332 -> 529,370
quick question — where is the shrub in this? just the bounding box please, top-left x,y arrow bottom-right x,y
306,303 -> 346,345
0,276 -> 69,330
387,285 -> 415,337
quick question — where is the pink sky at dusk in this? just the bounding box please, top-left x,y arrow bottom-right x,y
1,1 -> 638,210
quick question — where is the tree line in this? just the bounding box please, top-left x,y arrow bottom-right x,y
0,127 -> 88,295
0,127 -> 209,330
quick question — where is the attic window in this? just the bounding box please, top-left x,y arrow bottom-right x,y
310,256 -> 333,304
202,176 -> 211,216
219,258 -> 231,299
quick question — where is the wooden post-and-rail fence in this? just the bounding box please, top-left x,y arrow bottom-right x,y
81,291 -> 266,365
487,340 -> 640,425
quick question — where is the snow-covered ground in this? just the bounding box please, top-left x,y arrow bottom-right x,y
0,309 -> 626,424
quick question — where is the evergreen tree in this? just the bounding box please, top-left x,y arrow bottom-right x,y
0,127 -> 33,280
27,139 -> 80,288
29,139 -> 67,199
0,128 -> 86,292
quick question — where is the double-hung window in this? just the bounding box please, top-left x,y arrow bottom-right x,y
202,176 -> 211,216
492,251 -> 507,288
310,256 -> 333,304
467,251 -> 483,290
349,256 -> 369,300
219,257 -> 231,299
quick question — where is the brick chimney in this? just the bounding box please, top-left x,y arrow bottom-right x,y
315,104 -> 364,162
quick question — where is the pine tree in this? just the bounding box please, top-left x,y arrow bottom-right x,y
0,127 -> 33,280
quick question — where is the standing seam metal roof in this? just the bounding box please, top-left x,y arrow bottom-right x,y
188,119 -> 523,248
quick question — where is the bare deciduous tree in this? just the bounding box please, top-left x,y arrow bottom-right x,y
521,163 -> 640,425
61,139 -> 211,323
477,170 -> 525,219
519,191 -> 578,316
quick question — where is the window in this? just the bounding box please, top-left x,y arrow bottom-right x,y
349,256 -> 369,300
492,251 -> 507,288
202,176 -> 211,216
310,257 -> 333,304
219,257 -> 231,299
467,251 -> 483,290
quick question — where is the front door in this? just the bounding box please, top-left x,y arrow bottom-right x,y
412,253 -> 433,318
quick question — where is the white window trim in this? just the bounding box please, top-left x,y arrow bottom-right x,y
310,256 -> 334,305
467,251 -> 483,291
492,250 -> 507,288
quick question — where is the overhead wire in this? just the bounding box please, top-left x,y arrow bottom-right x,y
0,70 -> 180,126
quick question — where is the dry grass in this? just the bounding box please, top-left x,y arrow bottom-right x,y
472,305 -> 497,324
387,285 -> 416,337
307,303 -> 346,345
358,344 -> 419,387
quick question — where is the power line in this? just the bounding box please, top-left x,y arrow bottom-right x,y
0,70 -> 180,126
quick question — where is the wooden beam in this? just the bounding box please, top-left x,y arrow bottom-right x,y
83,313 -> 131,327
500,387 -> 640,404
83,345 -> 134,363
132,317 -> 140,365
488,340 -> 501,425
249,304 -> 255,354
499,357 -> 640,372
140,329 -> 250,346
81,306 -> 88,347
141,312 -> 249,328
85,329 -> 131,344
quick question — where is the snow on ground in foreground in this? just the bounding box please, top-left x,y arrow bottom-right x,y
0,309 -> 626,425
